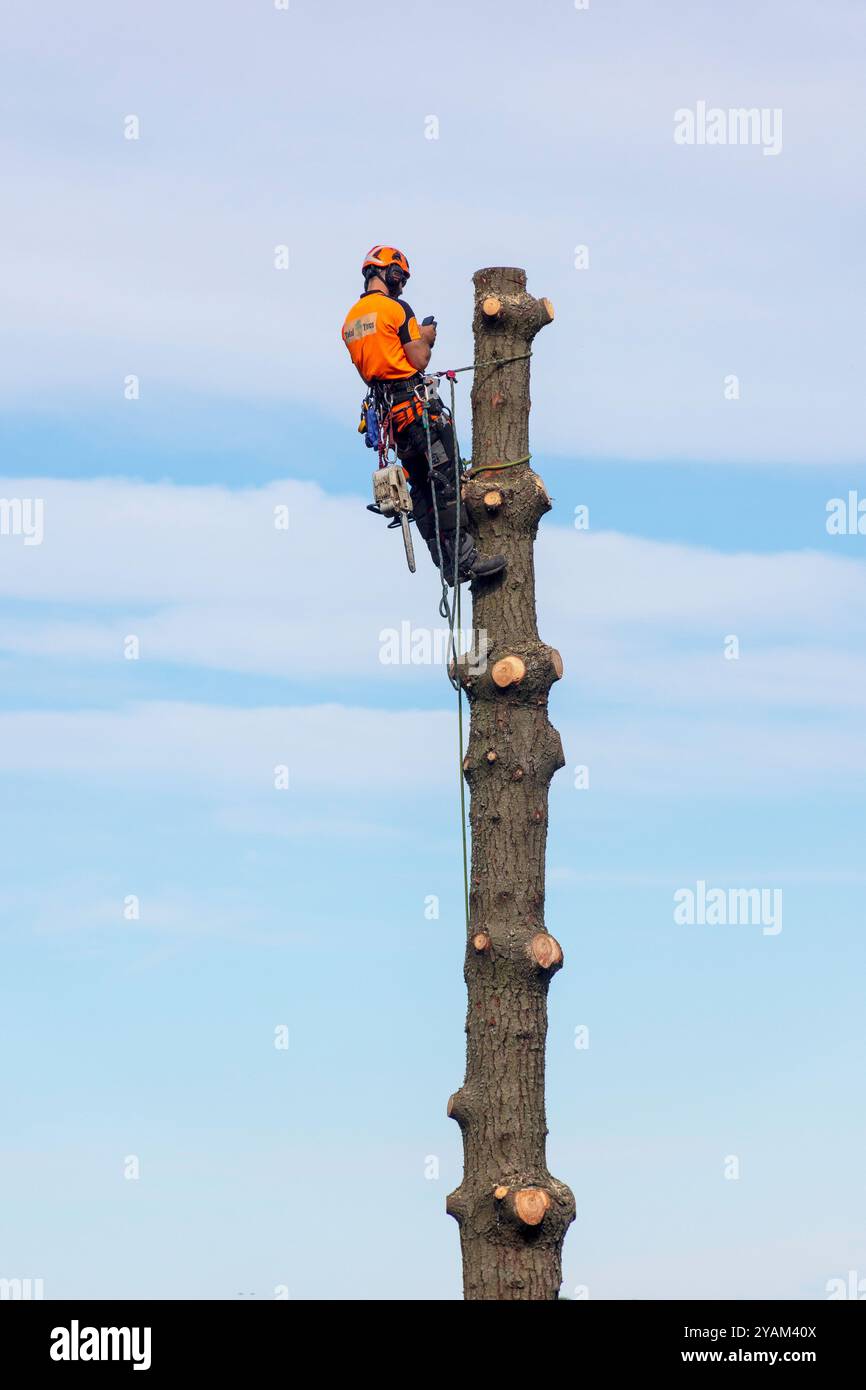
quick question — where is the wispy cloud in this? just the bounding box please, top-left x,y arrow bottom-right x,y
1,477 -> 863,798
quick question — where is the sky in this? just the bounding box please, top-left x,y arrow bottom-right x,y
1,0 -> 864,1301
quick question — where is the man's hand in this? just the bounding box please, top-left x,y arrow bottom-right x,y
420,322 -> 437,346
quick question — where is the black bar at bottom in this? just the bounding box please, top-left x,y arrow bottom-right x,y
2,1298 -> 861,1375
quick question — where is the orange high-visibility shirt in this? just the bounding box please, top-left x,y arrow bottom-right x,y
341,291 -> 421,382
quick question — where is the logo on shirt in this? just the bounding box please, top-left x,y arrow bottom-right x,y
343,314 -> 378,343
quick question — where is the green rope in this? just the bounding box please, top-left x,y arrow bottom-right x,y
465,453 -> 531,479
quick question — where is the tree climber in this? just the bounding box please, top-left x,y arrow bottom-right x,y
341,245 -> 506,583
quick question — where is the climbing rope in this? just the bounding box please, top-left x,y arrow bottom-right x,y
448,373 -> 471,933
419,387 -> 460,686
434,350 -> 533,376
419,375 -> 469,928
418,350 -> 534,936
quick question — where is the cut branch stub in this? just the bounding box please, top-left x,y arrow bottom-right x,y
514,1188 -> 552,1227
491,655 -> 526,688
447,1091 -> 468,1122
472,931 -> 491,953
482,295 -> 502,319
533,474 -> 551,511
460,644 -> 563,713
539,298 -> 555,324
529,932 -> 563,970
483,489 -> 503,512
550,648 -> 564,681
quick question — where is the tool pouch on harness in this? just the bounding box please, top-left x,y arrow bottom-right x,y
358,394 -> 380,450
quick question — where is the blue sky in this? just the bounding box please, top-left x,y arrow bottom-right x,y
1,0 -> 864,1300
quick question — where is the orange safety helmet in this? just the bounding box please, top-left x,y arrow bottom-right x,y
362,244 -> 411,280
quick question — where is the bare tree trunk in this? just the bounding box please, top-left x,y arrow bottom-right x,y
446,267 -> 575,1300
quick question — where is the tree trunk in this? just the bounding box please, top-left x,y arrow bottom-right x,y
446,267 -> 575,1300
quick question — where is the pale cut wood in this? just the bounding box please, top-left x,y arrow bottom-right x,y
514,1188 -> 551,1226
529,933 -> 563,969
490,655 -> 526,688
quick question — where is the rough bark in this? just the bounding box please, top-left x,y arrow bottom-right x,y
446,267 -> 575,1300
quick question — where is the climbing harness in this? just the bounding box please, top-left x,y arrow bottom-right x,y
364,382 -> 418,572
360,351 -> 534,573
358,394 -> 380,452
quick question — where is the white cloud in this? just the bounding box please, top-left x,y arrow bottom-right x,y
541,530 -> 866,634
0,477 -> 864,800
2,478 -> 864,711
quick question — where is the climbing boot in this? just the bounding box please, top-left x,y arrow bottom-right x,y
440,528 -> 506,586
412,487 -> 507,584
460,549 -> 507,584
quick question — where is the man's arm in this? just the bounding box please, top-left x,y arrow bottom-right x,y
404,326 -> 435,370
398,299 -> 436,371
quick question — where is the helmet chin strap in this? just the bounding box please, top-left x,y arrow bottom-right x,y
385,264 -> 407,295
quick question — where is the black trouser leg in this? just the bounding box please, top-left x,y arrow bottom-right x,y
397,415 -> 474,576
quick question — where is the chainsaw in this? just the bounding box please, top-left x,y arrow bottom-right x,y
367,464 -> 416,573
